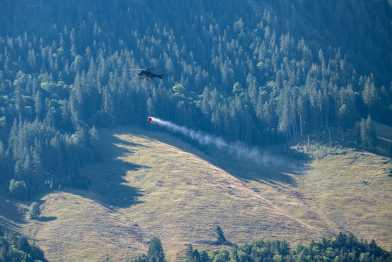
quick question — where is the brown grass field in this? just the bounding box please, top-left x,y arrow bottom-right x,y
5,127 -> 390,261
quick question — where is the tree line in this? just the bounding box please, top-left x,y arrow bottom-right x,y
133,232 -> 392,262
1,1 -> 391,199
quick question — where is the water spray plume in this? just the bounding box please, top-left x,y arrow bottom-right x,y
148,116 -> 284,167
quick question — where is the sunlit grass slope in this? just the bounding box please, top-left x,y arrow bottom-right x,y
21,128 -> 392,261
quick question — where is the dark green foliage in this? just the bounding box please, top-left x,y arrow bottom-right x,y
29,202 -> 40,220
133,237 -> 165,262
0,227 -> 46,262
134,234 -> 391,262
185,245 -> 210,262
192,233 -> 391,262
292,233 -> 391,262
3,118 -> 97,198
147,238 -> 166,262
214,226 -> 227,245
185,245 -> 197,262
131,255 -> 148,262
0,1 -> 391,200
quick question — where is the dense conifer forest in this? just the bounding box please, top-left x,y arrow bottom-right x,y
0,1 -> 391,198
0,1 -> 392,261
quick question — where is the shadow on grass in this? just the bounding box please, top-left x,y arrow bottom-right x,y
77,131 -> 148,209
34,216 -> 57,222
195,239 -> 235,247
205,146 -> 310,186
141,127 -> 310,187
0,129 -> 147,227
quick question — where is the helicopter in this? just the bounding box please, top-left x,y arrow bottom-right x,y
131,68 -> 164,80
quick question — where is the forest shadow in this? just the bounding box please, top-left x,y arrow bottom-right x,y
34,216 -> 57,222
205,146 -> 310,186
77,131 -> 148,209
194,239 -> 235,247
141,128 -> 310,187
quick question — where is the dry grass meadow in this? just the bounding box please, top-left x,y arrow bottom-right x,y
11,127 -> 392,261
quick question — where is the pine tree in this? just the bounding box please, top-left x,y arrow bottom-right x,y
147,237 -> 165,262
214,226 -> 227,245
184,244 -> 193,261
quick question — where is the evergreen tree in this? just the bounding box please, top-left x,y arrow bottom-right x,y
147,237 -> 166,262
214,226 -> 227,245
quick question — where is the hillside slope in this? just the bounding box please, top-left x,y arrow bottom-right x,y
21,128 -> 392,261
2,0 -> 391,84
